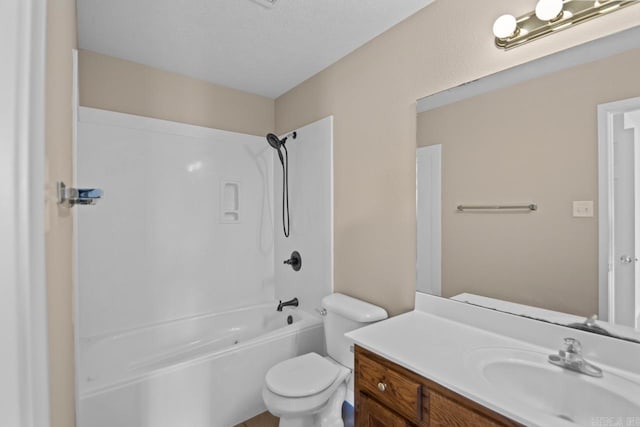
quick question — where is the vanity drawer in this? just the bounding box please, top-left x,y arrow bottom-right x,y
357,352 -> 423,423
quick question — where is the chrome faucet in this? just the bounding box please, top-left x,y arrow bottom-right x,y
548,338 -> 603,378
277,297 -> 299,312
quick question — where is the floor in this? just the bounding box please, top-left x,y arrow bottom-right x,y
234,411 -> 279,427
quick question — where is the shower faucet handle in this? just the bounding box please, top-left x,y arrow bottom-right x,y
283,251 -> 302,271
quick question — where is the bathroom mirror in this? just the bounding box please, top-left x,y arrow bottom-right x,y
415,26 -> 640,341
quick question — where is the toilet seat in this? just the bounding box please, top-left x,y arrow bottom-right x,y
262,354 -> 350,418
266,353 -> 340,397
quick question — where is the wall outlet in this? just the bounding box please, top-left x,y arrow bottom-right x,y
573,200 -> 593,217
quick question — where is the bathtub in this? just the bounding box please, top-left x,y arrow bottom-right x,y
78,303 -> 324,427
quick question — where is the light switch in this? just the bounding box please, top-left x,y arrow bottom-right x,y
573,200 -> 593,217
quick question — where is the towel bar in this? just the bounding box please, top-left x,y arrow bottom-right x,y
456,204 -> 537,212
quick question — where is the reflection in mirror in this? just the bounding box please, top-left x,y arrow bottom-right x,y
416,27 -> 640,342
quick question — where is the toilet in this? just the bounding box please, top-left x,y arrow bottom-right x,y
262,293 -> 388,427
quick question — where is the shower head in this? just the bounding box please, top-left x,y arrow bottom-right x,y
266,133 -> 285,166
266,131 -> 296,149
265,132 -> 297,166
266,133 -> 283,150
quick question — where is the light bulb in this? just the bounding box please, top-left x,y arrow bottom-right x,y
535,0 -> 564,21
492,14 -> 517,39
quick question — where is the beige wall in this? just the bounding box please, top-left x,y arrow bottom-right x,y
274,0 -> 640,316
417,48 -> 640,317
78,50 -> 274,136
45,1 -> 77,426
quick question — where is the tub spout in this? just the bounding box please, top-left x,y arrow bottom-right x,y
277,297 -> 299,312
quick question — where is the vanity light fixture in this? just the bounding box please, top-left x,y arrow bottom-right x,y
535,0 -> 564,21
492,14 -> 518,40
492,0 -> 638,50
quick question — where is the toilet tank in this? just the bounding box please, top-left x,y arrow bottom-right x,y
321,293 -> 388,369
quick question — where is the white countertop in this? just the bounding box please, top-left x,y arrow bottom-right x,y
346,307 -> 640,427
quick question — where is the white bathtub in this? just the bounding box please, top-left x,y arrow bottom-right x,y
78,303 -> 324,427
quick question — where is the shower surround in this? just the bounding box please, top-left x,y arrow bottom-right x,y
75,108 -> 333,426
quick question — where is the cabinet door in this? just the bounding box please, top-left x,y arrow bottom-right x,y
429,391 -> 503,427
357,393 -> 410,427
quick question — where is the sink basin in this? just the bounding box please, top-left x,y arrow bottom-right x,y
467,348 -> 640,425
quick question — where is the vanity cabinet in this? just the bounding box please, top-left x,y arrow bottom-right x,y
354,346 -> 521,427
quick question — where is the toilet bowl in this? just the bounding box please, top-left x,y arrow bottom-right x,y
262,293 -> 388,427
262,353 -> 350,427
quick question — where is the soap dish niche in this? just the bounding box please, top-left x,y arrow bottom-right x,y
220,180 -> 241,224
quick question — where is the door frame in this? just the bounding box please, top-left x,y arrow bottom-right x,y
597,97 -> 640,323
416,145 -> 442,297
0,0 -> 50,426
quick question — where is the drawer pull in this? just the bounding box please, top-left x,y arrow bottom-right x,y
377,382 -> 387,392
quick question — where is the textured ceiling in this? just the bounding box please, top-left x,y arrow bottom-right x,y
77,0 -> 434,98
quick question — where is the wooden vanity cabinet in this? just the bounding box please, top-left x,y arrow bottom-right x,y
354,346 -> 522,427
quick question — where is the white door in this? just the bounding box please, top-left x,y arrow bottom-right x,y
613,111 -> 637,327
599,99 -> 640,328
416,145 -> 442,296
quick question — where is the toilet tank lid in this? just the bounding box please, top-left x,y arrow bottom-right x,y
321,293 -> 388,323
